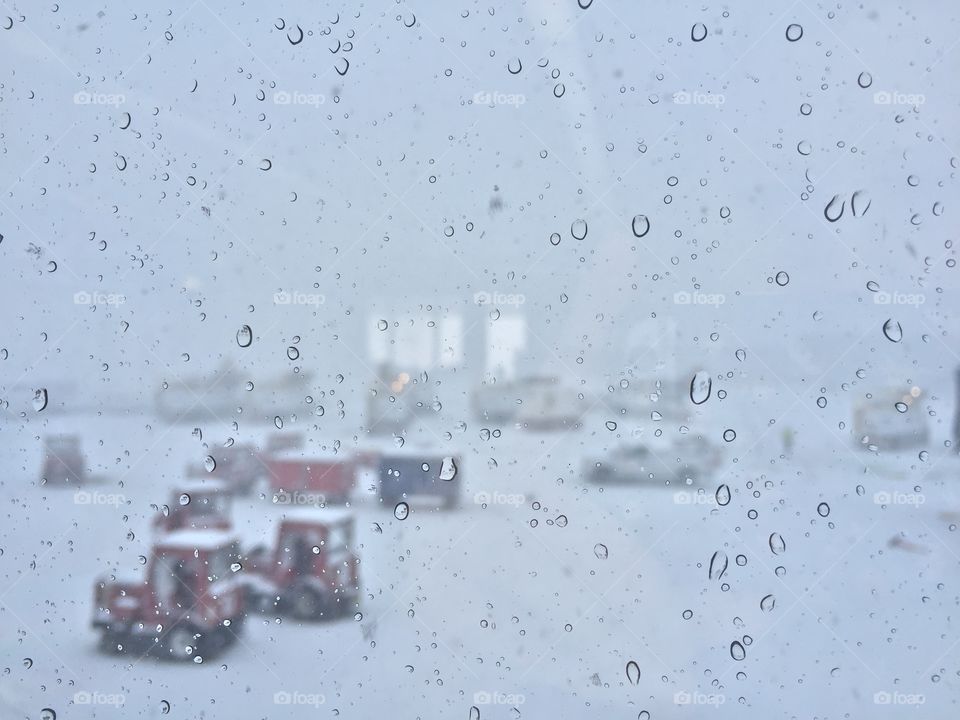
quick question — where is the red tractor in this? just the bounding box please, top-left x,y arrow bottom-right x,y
241,508 -> 360,621
92,529 -> 245,661
153,479 -> 232,534
264,449 -> 355,505
40,434 -> 87,485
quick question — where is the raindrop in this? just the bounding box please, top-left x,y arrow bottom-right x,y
274,415 -> 283,429
690,371 -> 712,405
287,24 -> 304,44
708,551 -> 728,580
203,456 -> 216,473
730,640 -> 746,661
507,58 -> 522,74
625,660 -> 640,685
857,71 -> 873,89
33,388 -> 48,412
377,319 -> 389,331
768,533 -> 786,555
691,23 -> 708,42
735,348 -> 746,362
816,502 -> 830,518
882,319 -> 902,343
287,346 -> 300,361
824,195 -> 845,222
394,502 -> 409,520
785,23 -> 803,41
236,325 -> 252,347
894,402 -> 908,413
775,271 -> 789,286
571,219 -> 588,240
760,594 -> 776,612
439,457 -> 458,481
594,543 -> 609,560
631,214 -> 650,237
722,429 -> 736,442
851,190 -> 871,217
160,700 -> 171,714
715,484 -> 731,506
179,493 -> 191,506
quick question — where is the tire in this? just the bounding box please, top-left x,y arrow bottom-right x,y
159,625 -> 199,662
288,586 -> 325,621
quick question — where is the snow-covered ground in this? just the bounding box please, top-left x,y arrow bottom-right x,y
1,408 -> 958,719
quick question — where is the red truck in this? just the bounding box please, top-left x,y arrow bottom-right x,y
241,508 -> 360,620
153,479 -> 232,534
264,448 -> 355,505
93,529 -> 245,661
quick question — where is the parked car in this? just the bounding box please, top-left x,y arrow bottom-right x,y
40,434 -> 87,485
264,448 -> 355,505
92,529 -> 245,661
153,479 -> 233,534
369,445 -> 460,508
584,435 -> 720,486
241,508 -> 360,621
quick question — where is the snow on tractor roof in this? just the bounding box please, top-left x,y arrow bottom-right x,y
278,506 -> 354,525
267,447 -> 348,462
177,478 -> 232,494
155,529 -> 239,552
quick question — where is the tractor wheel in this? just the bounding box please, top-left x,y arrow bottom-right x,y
288,586 -> 325,621
160,625 -> 199,662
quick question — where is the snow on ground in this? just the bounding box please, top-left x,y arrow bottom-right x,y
1,408 -> 958,719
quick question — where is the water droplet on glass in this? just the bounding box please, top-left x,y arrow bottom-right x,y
33,388 -> 48,412
691,22 -> 707,41
571,219 -> 588,240
857,71 -> 873,88
631,214 -> 650,237
709,551 -> 728,580
690,371 -> 712,405
594,543 -> 608,560
816,502 -> 830,517
394,502 -> 409,520
625,660 -> 641,685
716,484 -> 731,506
203,456 -> 216,472
768,532 -> 786,555
439,457 -> 458,481
730,640 -> 746,661
882,319 -> 903,343
760,594 -> 776,612
824,195 -> 845,222
785,23 -> 803,41
236,325 -> 252,347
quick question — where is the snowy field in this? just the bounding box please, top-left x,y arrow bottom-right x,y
1,408 -> 958,719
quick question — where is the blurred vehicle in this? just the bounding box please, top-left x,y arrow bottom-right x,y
471,379 -> 520,423
853,387 -> 929,450
92,529 -> 244,660
369,445 -> 460,508
264,448 -> 355,505
584,435 -> 720,486
40,434 -> 87,485
153,479 -> 233,534
241,508 -> 360,621
515,376 -> 587,430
